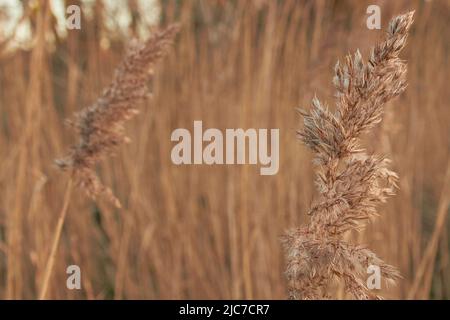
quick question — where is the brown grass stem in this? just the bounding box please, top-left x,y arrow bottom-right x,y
39,176 -> 73,300
408,161 -> 450,299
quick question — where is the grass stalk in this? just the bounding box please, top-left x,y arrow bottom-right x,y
39,176 -> 73,300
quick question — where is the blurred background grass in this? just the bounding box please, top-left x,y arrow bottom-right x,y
0,0 -> 449,299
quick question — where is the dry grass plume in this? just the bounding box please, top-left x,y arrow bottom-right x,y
282,11 -> 414,300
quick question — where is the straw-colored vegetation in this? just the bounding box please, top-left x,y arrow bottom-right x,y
0,0 -> 449,299
40,23 -> 178,300
283,11 -> 413,300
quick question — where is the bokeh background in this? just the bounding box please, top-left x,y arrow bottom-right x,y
0,0 -> 449,299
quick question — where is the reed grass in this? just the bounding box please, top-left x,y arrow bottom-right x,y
282,11 -> 414,300
39,24 -> 178,299
0,0 -> 448,300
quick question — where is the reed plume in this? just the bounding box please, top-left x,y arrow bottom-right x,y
56,24 -> 179,208
282,11 -> 414,300
39,25 -> 179,300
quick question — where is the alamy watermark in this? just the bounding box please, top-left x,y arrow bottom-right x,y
366,5 -> 381,30
66,265 -> 81,290
367,265 -> 381,290
66,5 -> 81,30
171,121 -> 279,175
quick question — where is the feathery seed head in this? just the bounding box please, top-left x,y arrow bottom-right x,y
56,25 -> 179,208
283,11 -> 413,299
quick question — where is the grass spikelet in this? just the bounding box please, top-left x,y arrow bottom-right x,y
56,24 -> 179,208
39,25 -> 179,300
282,11 -> 414,300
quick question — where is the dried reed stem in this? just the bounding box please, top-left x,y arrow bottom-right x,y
282,11 -> 414,300
408,161 -> 450,299
39,176 -> 73,300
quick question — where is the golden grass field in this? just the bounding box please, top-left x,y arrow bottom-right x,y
0,0 -> 449,299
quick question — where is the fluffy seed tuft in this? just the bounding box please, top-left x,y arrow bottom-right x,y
56,25 -> 179,208
283,11 -> 414,300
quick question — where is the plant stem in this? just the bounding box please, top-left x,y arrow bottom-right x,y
39,176 -> 73,300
